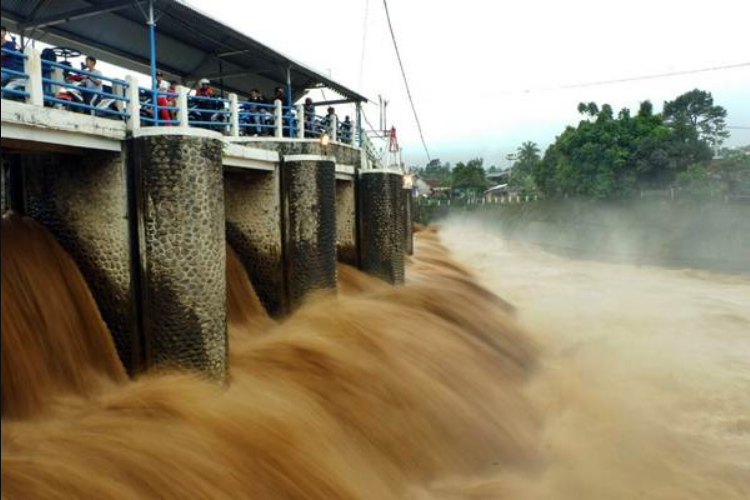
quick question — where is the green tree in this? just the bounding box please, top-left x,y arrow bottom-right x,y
452,158 -> 487,195
422,159 -> 453,186
510,141 -> 541,193
663,89 -> 729,148
536,91 -> 718,199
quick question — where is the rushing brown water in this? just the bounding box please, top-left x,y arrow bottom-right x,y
2,213 -> 748,499
426,219 -> 750,499
1,214 -> 538,499
1,215 -> 125,420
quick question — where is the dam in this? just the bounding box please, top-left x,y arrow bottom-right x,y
1,0 -> 414,381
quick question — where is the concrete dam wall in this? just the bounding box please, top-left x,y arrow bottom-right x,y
2,130 -> 412,382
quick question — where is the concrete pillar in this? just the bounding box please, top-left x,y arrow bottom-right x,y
225,168 -> 285,316
403,188 -> 414,256
176,86 -> 190,128
330,115 -> 338,142
296,104 -> 305,139
229,93 -> 240,137
24,46 -> 43,107
125,75 -> 140,133
274,100 -> 283,138
20,151 -> 139,373
336,179 -> 358,266
128,130 -> 227,381
358,171 -> 405,285
281,155 -> 337,310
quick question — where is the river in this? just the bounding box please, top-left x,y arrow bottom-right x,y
424,218 -> 750,499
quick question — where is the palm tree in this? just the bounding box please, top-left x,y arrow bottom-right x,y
510,142 -> 541,193
517,141 -> 541,164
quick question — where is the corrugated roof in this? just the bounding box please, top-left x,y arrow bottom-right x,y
1,0 -> 367,102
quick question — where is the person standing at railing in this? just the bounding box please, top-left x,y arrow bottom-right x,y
273,87 -> 290,137
79,56 -> 103,106
1,26 -> 23,87
156,79 -> 175,125
340,116 -> 353,144
304,98 -> 317,138
194,78 -> 222,129
323,107 -> 338,137
243,88 -> 267,136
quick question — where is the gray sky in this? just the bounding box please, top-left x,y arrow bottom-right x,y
198,0 -> 750,167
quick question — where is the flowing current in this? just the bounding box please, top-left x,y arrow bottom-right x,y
430,219 -> 750,499
2,213 -> 749,499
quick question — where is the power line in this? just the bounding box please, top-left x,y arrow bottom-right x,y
498,62 -> 750,96
382,0 -> 432,162
728,126 -> 750,131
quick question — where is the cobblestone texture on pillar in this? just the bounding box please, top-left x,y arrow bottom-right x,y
22,152 -> 139,373
358,171 -> 405,285
282,158 -> 337,310
336,179 -> 358,266
130,133 -> 227,381
224,168 -> 284,316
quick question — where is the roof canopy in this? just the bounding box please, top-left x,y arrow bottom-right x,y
1,0 -> 367,103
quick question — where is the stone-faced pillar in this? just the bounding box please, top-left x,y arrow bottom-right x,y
358,171 -> 405,285
129,130 -> 226,381
224,168 -> 284,317
281,155 -> 337,311
404,188 -> 414,256
21,151 -> 139,374
335,179 -> 358,266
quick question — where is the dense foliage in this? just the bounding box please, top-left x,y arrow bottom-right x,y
411,89 -> 748,200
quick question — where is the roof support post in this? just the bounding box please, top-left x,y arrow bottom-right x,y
147,0 -> 158,126
285,66 -> 294,137
356,103 -> 362,148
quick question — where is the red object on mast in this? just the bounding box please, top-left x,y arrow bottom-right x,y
388,127 -> 399,152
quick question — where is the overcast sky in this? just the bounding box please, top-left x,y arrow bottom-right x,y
200,0 -> 749,166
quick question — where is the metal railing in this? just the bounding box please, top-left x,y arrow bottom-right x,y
2,46 -> 363,146
139,87 -> 180,126
187,94 -> 230,130
0,47 -> 29,100
42,59 -> 130,118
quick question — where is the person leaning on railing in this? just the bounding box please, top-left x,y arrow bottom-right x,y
340,116 -> 353,143
323,107 -> 338,137
1,26 -> 23,87
79,56 -> 103,105
243,88 -> 267,136
194,78 -> 222,128
157,79 -> 175,125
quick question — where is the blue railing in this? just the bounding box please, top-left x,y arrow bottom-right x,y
305,113 -> 328,138
41,60 -> 130,119
2,46 -> 364,144
1,47 -> 29,100
238,101 -> 295,137
139,87 -> 180,126
188,95 -> 230,130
